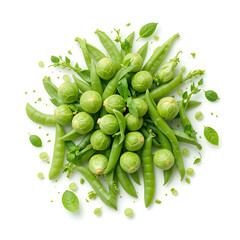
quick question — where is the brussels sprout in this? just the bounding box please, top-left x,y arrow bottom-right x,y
157,97 -> 179,120
97,114 -> 119,135
120,152 -> 141,173
80,90 -> 102,114
155,51 -> 181,84
131,71 -> 153,92
132,98 -> 148,117
90,130 -> 111,151
88,154 -> 108,175
103,94 -> 126,114
124,131 -> 144,151
72,112 -> 94,134
125,113 -> 143,131
96,58 -> 117,80
122,53 -> 143,72
54,105 -> 73,125
153,149 -> 174,170
58,82 -> 79,104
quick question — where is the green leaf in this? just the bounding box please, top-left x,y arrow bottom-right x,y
66,153 -> 78,165
193,158 -> 201,165
204,126 -> 219,145
193,88 -> 201,94
117,77 -> 130,101
62,190 -> 79,212
182,91 -> 188,99
65,141 -> 76,152
121,39 -> 131,51
51,56 -> 60,63
205,90 -> 219,102
138,22 -> 158,40
198,78 -> 203,86
65,56 -> 70,63
29,134 -> 42,147
190,82 -> 195,92
127,98 -> 139,118
68,104 -> 78,112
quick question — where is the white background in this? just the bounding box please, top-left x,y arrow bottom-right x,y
1,0 -> 240,239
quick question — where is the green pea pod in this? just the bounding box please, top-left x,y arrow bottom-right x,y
90,60 -> 103,95
184,100 -> 202,110
75,37 -> 92,69
137,42 -> 148,62
116,162 -> 138,198
95,29 -> 122,69
77,131 -> 93,150
130,171 -> 141,185
139,127 -> 161,147
26,103 -> 56,125
86,43 -> 106,62
113,109 -> 126,144
121,31 -> 135,58
74,166 -> 117,210
59,128 -> 81,141
105,169 -> 119,195
49,123 -> 65,180
143,33 -> 180,75
76,69 -> 91,83
72,75 -> 92,92
142,132 -> 155,207
145,90 -> 185,180
78,149 -> 96,164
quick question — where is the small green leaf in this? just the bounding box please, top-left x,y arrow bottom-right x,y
193,158 -> 201,165
204,126 -> 219,145
65,56 -> 70,63
193,88 -> 201,94
29,134 -> 42,147
205,90 -> 219,102
138,22 -> 158,40
66,153 -> 78,164
190,53 -> 196,58
190,82 -> 195,92
117,77 -> 130,101
51,56 -> 60,63
198,78 -> 203,86
65,141 -> 76,152
62,190 -> 79,213
182,91 -> 188,99
127,98 -> 139,118
68,104 -> 78,112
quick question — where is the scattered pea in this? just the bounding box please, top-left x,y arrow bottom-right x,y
94,207 -> 102,216
171,188 -> 178,196
86,199 -> 89,203
51,200 -> 53,202
47,140 -> 51,143
154,35 -> 159,41
39,126 -> 41,129
63,75 -> 71,82
25,92 -> 27,94
37,172 -> 44,179
126,23 -> 131,26
177,89 -> 183,96
185,177 -> 191,184
211,112 -> 213,115
38,61 -> 44,68
195,111 -> 203,120
124,208 -> 133,217
155,199 -> 162,204
34,101 -> 37,104
69,182 -> 78,191
46,133 -> 49,136
80,178 -> 84,184
39,152 -> 48,161
46,161 -> 50,164
182,148 -> 189,156
216,115 -> 218,117
33,90 -> 36,93
186,168 -> 194,175
181,66 -> 186,72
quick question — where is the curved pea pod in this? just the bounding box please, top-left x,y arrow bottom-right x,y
59,128 -> 81,141
130,171 -> 140,185
140,127 -> 161,147
78,148 -> 96,164
86,43 -> 106,62
76,69 -> 91,83
121,31 -> 135,58
26,103 -> 56,125
105,169 -> 119,195
77,131 -> 93,150
49,123 -> 65,180
74,166 -> 117,210
116,162 -> 138,198
72,75 -> 92,92
137,42 -> 148,62
143,33 -> 180,75
90,60 -> 103,95
113,109 -> 126,144
95,29 -> 122,69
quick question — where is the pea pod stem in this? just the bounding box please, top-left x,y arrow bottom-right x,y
72,74 -> 92,92
145,90 -> 185,180
137,42 -> 148,62
49,123 -> 65,180
90,60 -> 103,95
86,43 -> 106,62
74,166 -> 117,209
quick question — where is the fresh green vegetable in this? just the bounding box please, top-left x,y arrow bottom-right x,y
94,207 -> 102,216
39,152 -> 48,161
157,97 -> 179,120
122,53 -> 143,72
205,90 -> 219,102
72,112 -> 94,134
131,71 -> 153,92
96,58 -> 117,80
54,105 -> 73,125
137,22 -> 158,41
153,149 -> 174,170
186,168 -> 194,175
88,154 -> 108,175
58,82 -> 79,104
97,114 -> 119,135
182,148 -> 189,156
29,134 -> 42,147
37,172 -> 44,179
124,208 -> 133,217
90,130 -> 111,151
120,152 -> 141,173
125,113 -> 143,131
104,94 -> 126,113
69,182 -> 78,191
124,131 -> 144,151
62,190 -> 79,212
195,111 -> 203,120
80,90 -> 102,114
204,126 -> 219,145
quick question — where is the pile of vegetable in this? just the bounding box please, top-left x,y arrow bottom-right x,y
26,23 -> 219,214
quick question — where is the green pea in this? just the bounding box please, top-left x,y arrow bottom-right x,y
195,111 -> 203,120
154,35 -> 159,41
186,168 -> 194,175
29,134 -> 42,147
69,182 -> 78,191
63,74 -> 71,82
171,188 -> 178,196
94,207 -> 102,216
37,172 -> 44,179
39,152 -> 48,161
124,208 -> 133,217
38,61 -> 44,68
182,148 -> 189,156
177,89 -> 183,96
80,178 -> 84,184
181,66 -> 186,72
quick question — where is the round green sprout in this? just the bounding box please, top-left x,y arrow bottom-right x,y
125,113 -> 143,131
124,208 -> 133,217
132,98 -> 148,117
72,112 -> 94,134
54,105 -> 73,125
96,58 -> 117,80
153,149 -> 174,170
88,154 -> 108,175
80,90 -> 102,114
131,71 -> 153,92
90,130 -> 111,151
120,152 -> 141,173
124,131 -> 145,151
122,53 -> 143,72
157,97 -> 179,120
58,82 -> 79,104
97,114 -> 119,135
104,94 -> 126,114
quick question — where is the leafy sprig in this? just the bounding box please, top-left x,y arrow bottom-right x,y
114,29 -> 132,53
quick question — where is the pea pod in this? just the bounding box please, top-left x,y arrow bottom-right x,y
130,170 -> 140,185
26,103 -> 56,125
77,131 -> 93,150
86,43 -> 106,62
121,31 -> 135,58
59,128 -> 81,141
90,60 -> 103,95
145,90 -> 185,180
95,29 -> 122,69
116,162 -> 138,198
77,69 -> 91,83
140,127 -> 161,147
74,166 -> 117,209
105,169 -> 119,195
143,33 -> 180,75
78,148 -> 96,164
104,135 -> 123,174
72,75 -> 92,92
137,42 -> 148,62
49,123 -> 65,180
113,109 -> 126,144
142,132 -> 155,207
